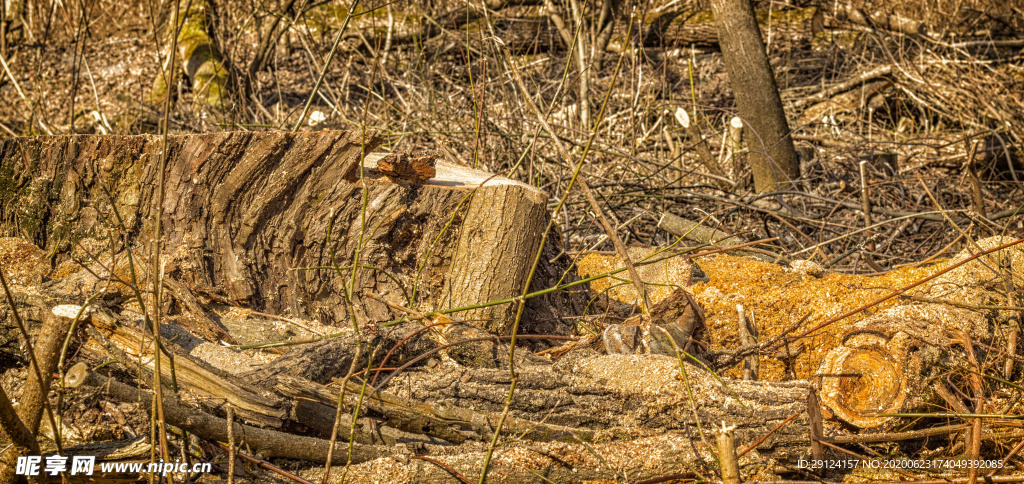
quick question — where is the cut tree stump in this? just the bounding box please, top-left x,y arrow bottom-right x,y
0,132 -> 577,337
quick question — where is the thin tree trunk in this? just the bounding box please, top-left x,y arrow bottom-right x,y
709,0 -> 799,192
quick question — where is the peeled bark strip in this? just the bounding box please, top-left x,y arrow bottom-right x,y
0,132 -> 572,336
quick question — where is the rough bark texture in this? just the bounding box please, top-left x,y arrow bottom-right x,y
0,308 -> 75,484
0,132 -> 575,337
709,0 -> 800,192
64,363 -> 394,465
438,177 -> 548,334
248,351 -> 817,480
0,286 -> 56,368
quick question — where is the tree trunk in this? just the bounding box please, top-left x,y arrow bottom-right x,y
148,0 -> 231,109
709,0 -> 799,192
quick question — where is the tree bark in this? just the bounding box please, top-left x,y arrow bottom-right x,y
0,308 -> 74,484
709,0 -> 800,192
390,354 -> 817,460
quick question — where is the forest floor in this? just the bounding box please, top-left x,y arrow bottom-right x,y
1,0 -> 1023,482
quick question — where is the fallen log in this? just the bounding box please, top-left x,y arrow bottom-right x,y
832,5 -> 927,36
271,353 -> 823,483
63,363 -> 396,464
339,5 -> 821,56
815,236 -> 1024,429
82,308 -> 288,428
388,354 -> 819,462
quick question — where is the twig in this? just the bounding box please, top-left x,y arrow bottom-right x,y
217,443 -> 316,484
476,18 -> 637,484
858,160 -> 872,246
964,139 -> 987,218
736,305 -> 758,380
988,438 -> 1024,478
960,331 -> 985,484
737,411 -> 800,457
826,424 -> 971,444
898,294 -> 1024,311
791,65 -> 894,109
151,0 -> 183,466
226,406 -> 236,484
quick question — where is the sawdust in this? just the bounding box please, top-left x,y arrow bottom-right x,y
573,353 -> 711,398
691,253 -> 933,381
687,236 -> 1023,381
577,247 -> 695,306
300,433 -> 710,484
0,237 -> 50,285
576,237 -> 1024,382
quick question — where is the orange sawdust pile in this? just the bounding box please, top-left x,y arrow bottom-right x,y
690,254 -> 935,381
576,247 -> 695,306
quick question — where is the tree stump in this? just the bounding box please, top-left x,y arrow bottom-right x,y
0,132 -> 575,337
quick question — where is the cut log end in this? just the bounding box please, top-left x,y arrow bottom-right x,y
817,327 -> 922,429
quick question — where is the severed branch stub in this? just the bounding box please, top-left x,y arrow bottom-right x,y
717,423 -> 741,484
